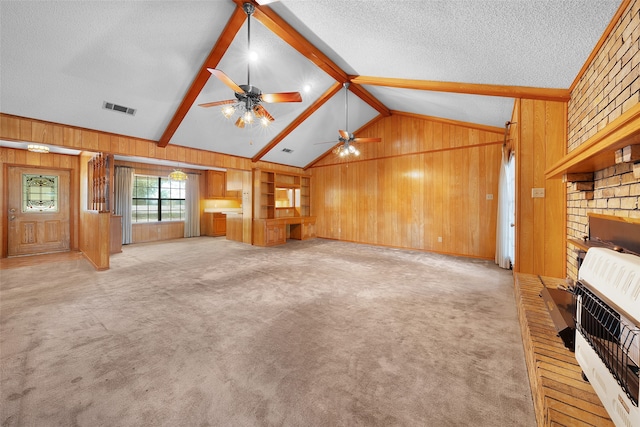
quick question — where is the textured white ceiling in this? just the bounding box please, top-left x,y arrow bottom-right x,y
1,0 -> 236,141
364,86 -> 515,128
273,0 -> 620,87
0,0 -> 622,168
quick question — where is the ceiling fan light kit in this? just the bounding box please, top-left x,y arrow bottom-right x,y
199,2 -> 302,129
334,143 -> 360,157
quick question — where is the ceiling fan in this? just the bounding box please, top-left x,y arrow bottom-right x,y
199,2 -> 302,128
318,83 -> 381,157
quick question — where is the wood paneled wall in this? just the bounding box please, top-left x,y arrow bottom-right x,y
132,222 -> 184,244
0,147 -> 80,258
514,99 -> 567,277
0,114 -> 252,170
311,114 -> 503,259
0,113 -> 310,177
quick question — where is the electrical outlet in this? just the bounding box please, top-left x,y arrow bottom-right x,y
486,194 -> 493,200
438,236 -> 442,243
531,188 -> 545,198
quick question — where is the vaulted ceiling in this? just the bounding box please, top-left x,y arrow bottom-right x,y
0,0 -> 621,169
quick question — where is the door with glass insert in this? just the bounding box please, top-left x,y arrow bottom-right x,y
7,166 -> 70,256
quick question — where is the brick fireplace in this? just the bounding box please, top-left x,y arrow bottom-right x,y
566,0 -> 640,280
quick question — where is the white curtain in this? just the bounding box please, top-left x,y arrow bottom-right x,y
114,166 -> 134,245
184,173 -> 200,238
496,151 -> 515,269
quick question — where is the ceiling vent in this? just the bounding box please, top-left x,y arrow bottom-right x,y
282,148 -> 293,153
103,101 -> 136,116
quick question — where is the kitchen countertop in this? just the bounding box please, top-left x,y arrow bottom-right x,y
204,208 -> 242,214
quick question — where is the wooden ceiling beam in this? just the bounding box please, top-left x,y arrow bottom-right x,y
244,1 -> 391,161
251,81 -> 343,163
247,1 -> 348,84
350,75 -> 571,102
157,6 -> 247,148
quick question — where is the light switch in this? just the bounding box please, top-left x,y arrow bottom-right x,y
486,194 -> 493,200
531,188 -> 545,198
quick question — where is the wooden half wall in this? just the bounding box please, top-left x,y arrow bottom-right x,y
311,114 -> 504,259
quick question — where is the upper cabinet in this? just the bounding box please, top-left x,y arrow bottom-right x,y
205,170 -> 226,199
225,169 -> 243,200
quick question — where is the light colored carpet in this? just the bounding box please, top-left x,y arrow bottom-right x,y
1,237 -> 535,426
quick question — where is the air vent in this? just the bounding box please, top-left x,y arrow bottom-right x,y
103,101 -> 136,116
282,148 -> 293,153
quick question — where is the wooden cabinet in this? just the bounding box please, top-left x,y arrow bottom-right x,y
225,169 -> 243,199
253,219 -> 285,246
213,214 -> 226,236
265,221 -> 286,246
253,217 -> 316,246
202,212 -> 226,236
206,170 -> 226,198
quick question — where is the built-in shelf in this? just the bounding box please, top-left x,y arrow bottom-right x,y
546,102 -> 640,179
252,169 -> 315,247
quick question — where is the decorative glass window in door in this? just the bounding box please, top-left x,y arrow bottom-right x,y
22,174 -> 58,212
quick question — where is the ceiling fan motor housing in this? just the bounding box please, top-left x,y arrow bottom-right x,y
238,84 -> 261,97
235,84 -> 262,108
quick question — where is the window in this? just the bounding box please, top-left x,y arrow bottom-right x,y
132,175 -> 185,222
23,174 -> 58,212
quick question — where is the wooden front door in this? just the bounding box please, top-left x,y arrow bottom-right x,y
7,166 -> 70,256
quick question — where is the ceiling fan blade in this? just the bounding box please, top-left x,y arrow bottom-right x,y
261,92 -> 302,103
198,99 -> 236,108
313,140 -> 339,145
338,130 -> 350,139
253,104 -> 274,121
352,137 -> 382,143
208,68 -> 244,93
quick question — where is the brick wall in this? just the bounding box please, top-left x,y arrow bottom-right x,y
566,0 -> 640,279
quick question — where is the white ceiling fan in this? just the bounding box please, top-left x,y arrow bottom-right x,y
198,2 -> 301,128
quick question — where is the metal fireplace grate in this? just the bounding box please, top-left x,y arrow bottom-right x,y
574,281 -> 639,407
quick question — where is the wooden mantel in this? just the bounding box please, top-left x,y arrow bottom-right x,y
546,102 -> 640,179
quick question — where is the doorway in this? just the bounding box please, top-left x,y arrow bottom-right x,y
7,166 -> 71,257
